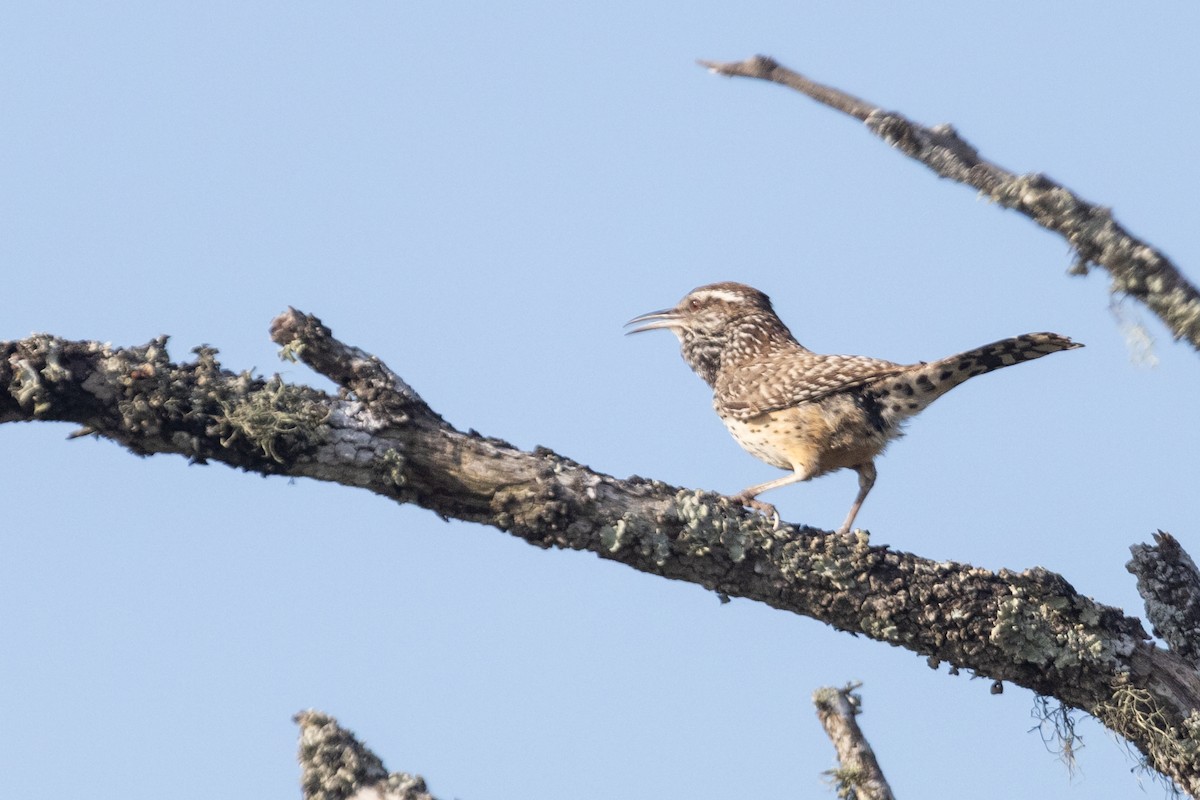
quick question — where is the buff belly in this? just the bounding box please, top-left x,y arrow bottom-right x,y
720,396 -> 896,478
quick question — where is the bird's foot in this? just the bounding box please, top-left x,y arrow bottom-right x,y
732,493 -> 781,529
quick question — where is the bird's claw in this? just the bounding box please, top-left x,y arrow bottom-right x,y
733,494 -> 782,529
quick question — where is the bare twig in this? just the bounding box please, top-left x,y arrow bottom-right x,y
814,684 -> 895,800
698,55 -> 1200,352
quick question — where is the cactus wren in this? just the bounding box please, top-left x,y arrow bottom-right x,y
627,282 -> 1081,533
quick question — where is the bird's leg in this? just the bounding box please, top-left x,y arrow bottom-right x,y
731,468 -> 815,529
835,462 -> 877,535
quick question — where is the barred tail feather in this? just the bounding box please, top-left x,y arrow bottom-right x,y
868,333 -> 1081,424
932,333 -> 1082,389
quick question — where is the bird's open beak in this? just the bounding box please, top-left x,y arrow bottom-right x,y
624,308 -> 681,335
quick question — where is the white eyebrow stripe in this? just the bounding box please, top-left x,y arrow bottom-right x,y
693,289 -> 747,304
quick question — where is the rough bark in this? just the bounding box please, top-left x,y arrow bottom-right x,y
4,313 -> 1200,794
1129,532 -> 1200,668
813,684 -> 895,800
296,710 -> 437,800
698,55 -> 1200,353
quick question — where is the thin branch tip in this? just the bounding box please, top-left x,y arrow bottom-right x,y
713,53 -> 1200,348
814,683 -> 895,800
697,54 -> 780,79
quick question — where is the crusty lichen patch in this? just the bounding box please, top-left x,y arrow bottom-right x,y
11,357 -> 49,414
217,375 -> 330,463
10,337 -> 74,416
773,528 -> 876,597
377,448 -> 407,487
671,488 -> 763,564
807,530 -> 873,592
594,489 -> 767,568
990,584 -> 1130,671
599,513 -> 671,567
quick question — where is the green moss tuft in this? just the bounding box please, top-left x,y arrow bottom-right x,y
217,376 -> 330,463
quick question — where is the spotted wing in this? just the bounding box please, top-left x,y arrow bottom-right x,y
715,351 -> 909,420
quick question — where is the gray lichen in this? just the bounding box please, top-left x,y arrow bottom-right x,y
672,489 -> 757,564
11,357 -> 47,414
803,530 -> 873,591
990,586 -> 1128,671
9,336 -> 77,415
599,512 -> 671,567
378,448 -> 408,487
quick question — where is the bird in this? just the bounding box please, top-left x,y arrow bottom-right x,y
626,281 -> 1082,533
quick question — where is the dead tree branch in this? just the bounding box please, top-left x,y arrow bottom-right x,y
1129,532 -> 1200,668
296,710 -> 437,800
4,312 -> 1200,793
698,55 -> 1200,352
813,684 -> 895,800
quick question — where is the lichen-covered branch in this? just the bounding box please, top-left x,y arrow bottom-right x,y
1129,532 -> 1200,667
296,710 -> 437,800
813,684 -> 895,800
698,55 -> 1200,352
4,312 -> 1200,794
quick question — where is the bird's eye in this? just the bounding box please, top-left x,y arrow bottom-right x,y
689,299 -> 702,311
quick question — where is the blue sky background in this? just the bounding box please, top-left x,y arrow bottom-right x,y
3,3 -> 1199,798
